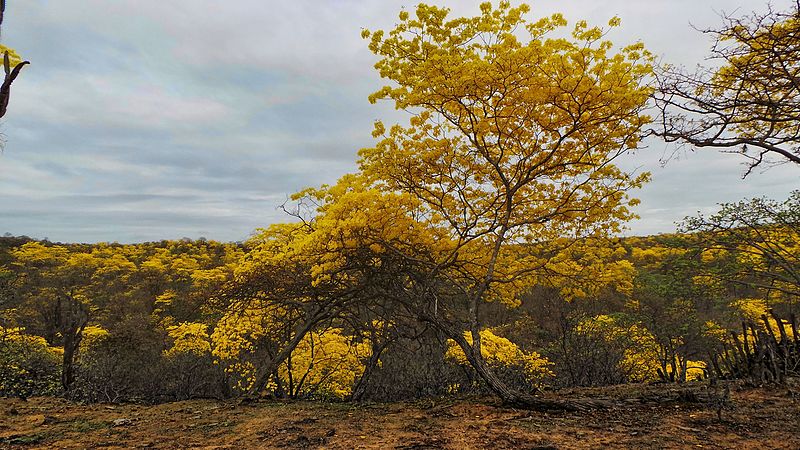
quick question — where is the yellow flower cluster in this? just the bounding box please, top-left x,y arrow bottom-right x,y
1,326 -> 58,352
0,44 -> 23,67
445,329 -> 554,382
165,322 -> 212,357
211,307 -> 268,362
577,315 -> 661,382
279,328 -> 371,399
79,325 -> 109,352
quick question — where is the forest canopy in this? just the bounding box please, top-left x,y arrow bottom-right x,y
1,2 -> 799,412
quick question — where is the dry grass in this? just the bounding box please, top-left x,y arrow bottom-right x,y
1,382 -> 798,449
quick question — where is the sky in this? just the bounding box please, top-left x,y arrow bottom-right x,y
0,0 -> 797,243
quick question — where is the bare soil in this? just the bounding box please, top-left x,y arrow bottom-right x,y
1,382 -> 798,449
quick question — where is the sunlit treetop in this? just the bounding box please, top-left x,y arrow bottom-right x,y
360,1 -> 652,247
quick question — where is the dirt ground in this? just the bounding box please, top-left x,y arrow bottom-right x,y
1,382 -> 798,449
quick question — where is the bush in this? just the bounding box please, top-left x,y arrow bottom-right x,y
70,318 -> 228,403
163,322 -> 229,400
357,328 -> 462,401
69,320 -> 166,403
548,315 -> 660,387
0,328 -> 61,398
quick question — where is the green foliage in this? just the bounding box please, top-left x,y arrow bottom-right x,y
681,191 -> 800,311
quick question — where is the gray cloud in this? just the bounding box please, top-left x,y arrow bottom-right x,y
0,1 -> 797,243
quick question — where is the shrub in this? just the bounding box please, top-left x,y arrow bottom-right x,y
445,329 -> 554,393
0,327 -> 61,397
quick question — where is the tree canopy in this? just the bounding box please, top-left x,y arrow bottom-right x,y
4,1 -> 800,412
654,1 -> 800,175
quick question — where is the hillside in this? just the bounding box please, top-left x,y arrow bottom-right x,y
2,383 -> 799,449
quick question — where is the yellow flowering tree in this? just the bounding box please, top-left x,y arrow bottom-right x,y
211,219 -> 389,396
353,1 -> 653,409
208,2 -> 651,408
10,243 -> 128,389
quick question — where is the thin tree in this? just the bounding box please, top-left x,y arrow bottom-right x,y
654,1 -> 800,176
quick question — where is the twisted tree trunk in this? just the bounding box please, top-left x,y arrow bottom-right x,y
444,324 -> 607,411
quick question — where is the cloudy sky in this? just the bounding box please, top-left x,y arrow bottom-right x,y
0,0 -> 797,243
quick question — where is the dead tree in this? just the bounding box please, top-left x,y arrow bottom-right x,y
715,312 -> 800,384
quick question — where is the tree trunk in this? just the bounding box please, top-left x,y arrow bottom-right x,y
669,354 -> 677,382
679,358 -> 689,383
435,316 -> 606,411
61,332 -> 77,390
351,336 -> 392,402
245,314 -> 321,397
59,297 -> 88,391
272,369 -> 286,399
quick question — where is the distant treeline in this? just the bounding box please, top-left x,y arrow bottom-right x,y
1,192 -> 797,404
